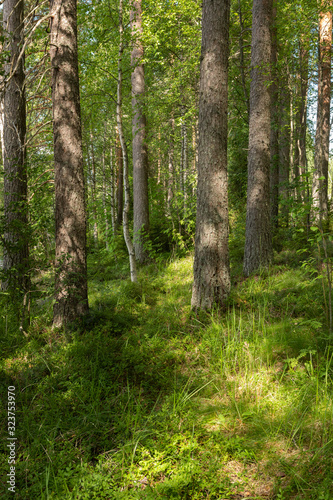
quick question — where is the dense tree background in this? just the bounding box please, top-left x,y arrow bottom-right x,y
2,0 -> 333,497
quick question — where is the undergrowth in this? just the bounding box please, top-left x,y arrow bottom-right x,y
1,247 -> 333,499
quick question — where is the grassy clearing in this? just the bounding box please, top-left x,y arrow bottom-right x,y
1,248 -> 333,499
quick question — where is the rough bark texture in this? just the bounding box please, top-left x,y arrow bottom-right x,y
243,0 -> 273,276
50,0 -> 88,327
312,4 -> 332,224
3,0 -> 30,298
191,0 -> 231,310
131,0 -> 149,263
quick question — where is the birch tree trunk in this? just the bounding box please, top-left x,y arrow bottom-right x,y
110,140 -> 115,233
118,0 -> 137,282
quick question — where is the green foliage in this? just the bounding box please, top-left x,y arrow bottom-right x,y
2,250 -> 333,498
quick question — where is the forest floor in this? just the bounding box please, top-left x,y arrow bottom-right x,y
1,241 -> 333,499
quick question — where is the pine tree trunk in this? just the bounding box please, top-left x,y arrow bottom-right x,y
312,3 -> 332,226
191,0 -> 231,311
243,0 -> 273,276
131,0 -> 149,263
50,0 -> 88,327
2,0 -> 30,308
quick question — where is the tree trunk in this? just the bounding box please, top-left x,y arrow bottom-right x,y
243,0 -> 273,276
110,139 -> 115,233
191,0 -> 231,310
118,0 -> 137,283
312,2 -> 332,226
131,0 -> 149,263
50,0 -> 88,327
2,0 -> 30,311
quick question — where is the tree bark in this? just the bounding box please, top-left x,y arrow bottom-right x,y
50,0 -> 88,327
243,0 -> 273,276
2,0 -> 30,306
110,139 -> 115,233
131,0 -> 149,263
312,2 -> 332,226
191,0 -> 231,310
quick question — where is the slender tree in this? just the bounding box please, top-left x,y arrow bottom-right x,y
191,0 -> 231,310
131,0 -> 149,263
118,0 -> 137,283
2,0 -> 30,309
312,1 -> 332,225
50,0 -> 89,327
243,0 -> 273,276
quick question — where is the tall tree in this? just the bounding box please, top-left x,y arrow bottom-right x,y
191,0 -> 231,310
118,0 -> 137,283
131,0 -> 150,263
312,1 -> 332,225
50,0 -> 89,327
243,0 -> 273,276
2,0 -> 30,307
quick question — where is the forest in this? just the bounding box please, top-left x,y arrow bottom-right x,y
1,0 -> 333,498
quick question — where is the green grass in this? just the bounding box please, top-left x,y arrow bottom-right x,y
1,248 -> 333,499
